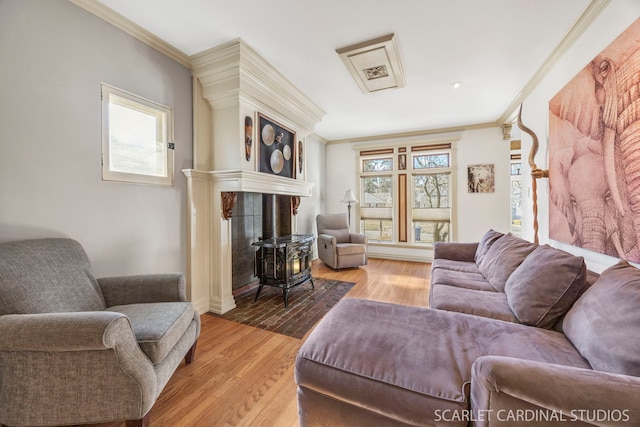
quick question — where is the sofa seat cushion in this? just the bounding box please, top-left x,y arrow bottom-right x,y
477,233 -> 537,292
431,258 -> 481,274
336,243 -> 366,256
430,284 -> 518,323
107,302 -> 195,365
563,260 -> 640,377
431,268 -> 495,292
505,245 -> 586,329
296,298 -> 589,427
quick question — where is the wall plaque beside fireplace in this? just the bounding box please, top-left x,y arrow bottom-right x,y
259,113 -> 296,179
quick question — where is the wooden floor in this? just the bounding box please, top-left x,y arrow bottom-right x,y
88,258 -> 431,427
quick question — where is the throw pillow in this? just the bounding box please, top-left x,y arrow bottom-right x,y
563,260 -> 640,377
474,229 -> 504,265
505,245 -> 586,329
477,233 -> 537,292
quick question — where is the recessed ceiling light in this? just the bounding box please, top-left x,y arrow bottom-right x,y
450,81 -> 463,89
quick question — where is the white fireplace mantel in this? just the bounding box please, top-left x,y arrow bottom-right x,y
184,39 -> 324,314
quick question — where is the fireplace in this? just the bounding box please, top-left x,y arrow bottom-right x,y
183,39 -> 325,314
253,234 -> 315,307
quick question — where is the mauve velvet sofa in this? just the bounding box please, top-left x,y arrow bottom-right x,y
294,230 -> 640,426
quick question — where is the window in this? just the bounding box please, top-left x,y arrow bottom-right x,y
412,150 -> 452,243
361,175 -> 393,242
510,156 -> 522,236
357,143 -> 454,246
101,84 -> 174,185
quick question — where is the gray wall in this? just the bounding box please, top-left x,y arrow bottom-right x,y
0,0 -> 193,277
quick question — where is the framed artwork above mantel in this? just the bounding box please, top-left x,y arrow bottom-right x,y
258,113 -> 296,179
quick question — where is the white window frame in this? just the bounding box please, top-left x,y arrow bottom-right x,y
356,142 -> 455,247
101,84 -> 174,186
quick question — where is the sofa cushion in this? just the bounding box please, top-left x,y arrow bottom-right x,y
430,284 -> 518,323
431,258 -> 482,274
107,302 -> 195,365
430,268 -> 496,292
563,260 -> 640,377
474,229 -> 504,265
0,238 -> 107,315
296,298 -> 589,427
477,233 -> 537,292
505,245 -> 586,329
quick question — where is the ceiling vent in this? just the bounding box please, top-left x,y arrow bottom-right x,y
336,33 -> 406,94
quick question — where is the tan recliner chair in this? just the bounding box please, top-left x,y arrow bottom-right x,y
316,213 -> 368,269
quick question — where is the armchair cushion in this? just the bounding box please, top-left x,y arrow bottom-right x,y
563,260 -> 640,377
336,243 -> 366,256
0,239 -> 106,314
107,302 -> 195,365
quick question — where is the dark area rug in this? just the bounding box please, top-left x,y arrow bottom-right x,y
215,278 -> 355,339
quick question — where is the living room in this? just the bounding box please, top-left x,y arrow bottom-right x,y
1,0 -> 639,426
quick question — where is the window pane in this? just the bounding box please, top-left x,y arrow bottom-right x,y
414,221 -> 450,243
511,177 -> 522,236
413,174 -> 449,208
413,154 -> 449,169
109,99 -> 167,177
362,176 -> 393,207
511,162 -> 521,175
361,219 -> 393,242
363,158 -> 393,172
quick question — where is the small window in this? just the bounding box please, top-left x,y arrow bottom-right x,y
101,84 -> 174,185
362,158 -> 393,172
413,153 -> 450,169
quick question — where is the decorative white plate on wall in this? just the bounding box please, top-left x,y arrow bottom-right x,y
283,144 -> 291,160
262,124 -> 275,146
270,149 -> 284,173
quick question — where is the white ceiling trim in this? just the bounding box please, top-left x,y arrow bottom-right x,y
72,0 -> 610,140
497,0 -> 611,125
68,0 -> 191,68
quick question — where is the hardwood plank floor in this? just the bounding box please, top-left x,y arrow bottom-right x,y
83,258 -> 431,427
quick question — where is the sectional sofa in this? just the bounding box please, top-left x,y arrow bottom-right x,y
295,230 -> 640,426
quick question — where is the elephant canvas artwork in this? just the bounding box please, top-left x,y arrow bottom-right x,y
549,17 -> 640,262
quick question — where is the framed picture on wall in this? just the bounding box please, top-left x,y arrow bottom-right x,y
258,113 -> 295,179
467,164 -> 495,193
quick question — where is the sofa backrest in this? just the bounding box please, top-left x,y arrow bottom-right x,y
0,238 -> 107,315
562,260 -> 640,377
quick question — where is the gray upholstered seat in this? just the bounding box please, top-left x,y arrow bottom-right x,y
316,213 -> 368,269
0,238 -> 200,427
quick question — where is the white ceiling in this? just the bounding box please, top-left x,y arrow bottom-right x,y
97,0 -> 593,141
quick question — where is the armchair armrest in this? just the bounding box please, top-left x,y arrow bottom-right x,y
349,233 -> 368,245
433,241 -> 478,262
317,233 -> 337,247
470,356 -> 640,426
0,311 -> 134,351
0,312 -> 157,426
98,273 -> 187,306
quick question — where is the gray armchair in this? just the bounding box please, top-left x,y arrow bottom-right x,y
316,213 -> 368,269
0,238 -> 200,427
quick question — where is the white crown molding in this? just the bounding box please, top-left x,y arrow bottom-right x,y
68,0 -> 191,68
326,121 -> 496,145
496,0 -> 611,124
192,39 -> 325,135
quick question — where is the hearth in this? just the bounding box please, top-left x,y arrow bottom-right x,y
253,234 -> 315,307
